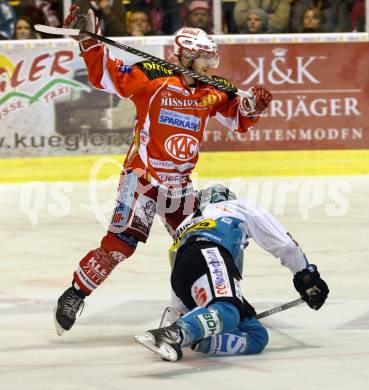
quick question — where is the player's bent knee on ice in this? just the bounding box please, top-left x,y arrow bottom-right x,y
210,302 -> 241,332
239,317 -> 269,354
194,316 -> 268,356
178,302 -> 240,346
255,325 -> 269,353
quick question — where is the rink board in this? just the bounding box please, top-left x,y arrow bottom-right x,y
1,149 -> 368,183
1,33 -> 369,158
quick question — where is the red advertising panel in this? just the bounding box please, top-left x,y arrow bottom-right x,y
166,42 -> 369,150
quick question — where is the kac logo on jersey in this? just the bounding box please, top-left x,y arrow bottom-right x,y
165,133 -> 199,161
159,108 -> 201,132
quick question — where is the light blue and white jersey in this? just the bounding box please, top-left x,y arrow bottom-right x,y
170,198 -> 309,276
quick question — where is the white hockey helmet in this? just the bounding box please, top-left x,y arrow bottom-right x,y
174,27 -> 219,68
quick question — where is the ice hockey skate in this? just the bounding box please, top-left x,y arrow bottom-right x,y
54,287 -> 85,336
134,323 -> 184,362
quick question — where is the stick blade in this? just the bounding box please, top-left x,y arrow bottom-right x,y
35,24 -> 80,36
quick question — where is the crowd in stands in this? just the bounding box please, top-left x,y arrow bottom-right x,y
0,0 -> 366,40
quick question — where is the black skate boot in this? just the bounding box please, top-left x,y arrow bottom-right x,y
54,287 -> 85,336
134,323 -> 184,362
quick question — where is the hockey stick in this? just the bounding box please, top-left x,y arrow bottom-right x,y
256,297 -> 304,319
159,297 -> 305,327
34,24 -> 253,100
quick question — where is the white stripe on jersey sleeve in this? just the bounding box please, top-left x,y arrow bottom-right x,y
100,47 -> 124,97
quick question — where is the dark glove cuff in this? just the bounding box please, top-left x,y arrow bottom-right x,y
293,264 -> 320,290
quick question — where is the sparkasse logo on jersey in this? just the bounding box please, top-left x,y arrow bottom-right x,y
165,134 -> 199,161
159,108 -> 201,132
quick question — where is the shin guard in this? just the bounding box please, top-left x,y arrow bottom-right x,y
177,302 -> 240,346
73,232 -> 136,295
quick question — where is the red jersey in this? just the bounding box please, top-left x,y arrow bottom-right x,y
81,44 -> 259,189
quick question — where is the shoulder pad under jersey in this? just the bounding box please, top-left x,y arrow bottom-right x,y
135,61 -> 175,80
210,75 -> 236,99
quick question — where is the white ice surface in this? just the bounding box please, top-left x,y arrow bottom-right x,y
0,176 -> 368,390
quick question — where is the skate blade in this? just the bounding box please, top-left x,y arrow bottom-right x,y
53,306 -> 65,336
133,334 -> 179,362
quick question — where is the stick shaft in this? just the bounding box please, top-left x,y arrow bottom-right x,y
84,31 -> 240,95
256,298 -> 304,319
34,24 -> 252,98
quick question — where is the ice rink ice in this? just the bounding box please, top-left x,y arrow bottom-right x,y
1,175 -> 368,390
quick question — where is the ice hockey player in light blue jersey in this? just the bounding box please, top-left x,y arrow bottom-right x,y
134,185 -> 329,361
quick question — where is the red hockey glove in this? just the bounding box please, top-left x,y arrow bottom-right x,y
239,86 -> 272,117
63,5 -> 101,52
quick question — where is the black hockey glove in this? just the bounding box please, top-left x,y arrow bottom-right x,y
293,264 -> 329,310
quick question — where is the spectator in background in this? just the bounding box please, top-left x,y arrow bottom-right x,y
290,0 -> 351,32
185,0 -> 213,34
233,0 -> 291,33
127,9 -> 152,36
129,0 -> 181,34
12,15 -> 41,39
350,0 -> 365,32
329,0 -> 352,31
239,8 -> 269,33
302,7 -> 322,32
4,0 -> 27,18
22,0 -> 62,28
0,1 -> 16,39
222,0 -> 238,33
80,0 -> 180,35
90,0 -> 126,36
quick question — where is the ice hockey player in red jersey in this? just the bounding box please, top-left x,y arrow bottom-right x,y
54,5 -> 272,336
